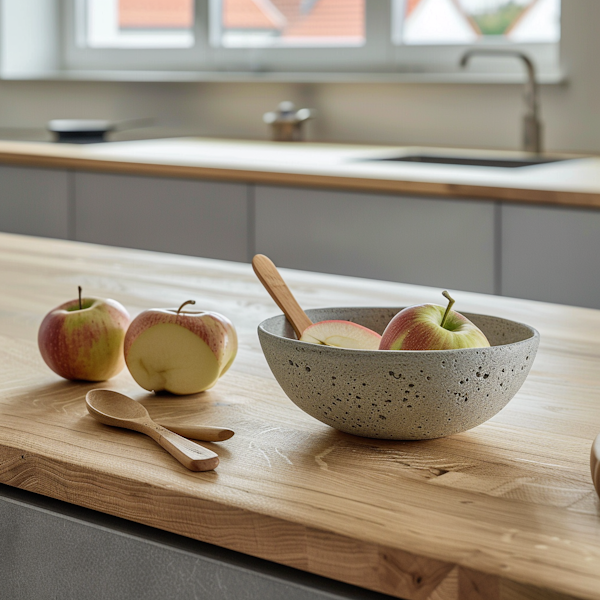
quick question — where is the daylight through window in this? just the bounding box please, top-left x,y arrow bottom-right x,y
216,0 -> 365,48
77,0 -> 562,73
85,0 -> 195,48
396,0 -> 561,45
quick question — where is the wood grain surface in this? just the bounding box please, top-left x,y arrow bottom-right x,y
0,138 -> 599,209
0,233 -> 599,600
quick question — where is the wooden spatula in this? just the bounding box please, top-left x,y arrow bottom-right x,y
86,389 -> 220,472
252,254 -> 313,338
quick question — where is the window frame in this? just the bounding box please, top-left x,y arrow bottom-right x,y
61,0 -> 561,77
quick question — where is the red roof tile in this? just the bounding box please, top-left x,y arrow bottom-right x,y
118,0 -> 364,39
282,0 -> 363,38
405,0 -> 423,17
223,0 -> 281,29
119,0 -> 193,29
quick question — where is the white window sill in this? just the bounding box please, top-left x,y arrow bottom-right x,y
0,69 -> 567,85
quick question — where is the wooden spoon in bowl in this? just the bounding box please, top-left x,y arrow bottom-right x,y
252,254 -> 313,338
86,389 -> 220,472
252,254 -> 381,350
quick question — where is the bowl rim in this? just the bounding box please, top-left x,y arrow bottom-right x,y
258,306 -> 540,355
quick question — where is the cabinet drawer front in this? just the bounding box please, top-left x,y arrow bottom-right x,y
501,204 -> 600,309
75,172 -> 248,262
0,166 -> 69,239
255,186 -> 495,294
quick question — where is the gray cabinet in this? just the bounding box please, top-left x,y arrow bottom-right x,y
3,163 -> 600,309
255,185 -> 497,294
501,203 -> 600,309
0,165 -> 70,239
74,172 -> 249,262
1,485 -> 390,600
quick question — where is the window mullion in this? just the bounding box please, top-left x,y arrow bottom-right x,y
195,0 -> 210,68
365,0 -> 393,68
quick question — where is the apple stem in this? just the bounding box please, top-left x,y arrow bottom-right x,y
177,299 -> 196,315
78,286 -> 82,311
440,290 -> 455,329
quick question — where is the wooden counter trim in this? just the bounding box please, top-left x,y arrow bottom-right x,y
1,150 -> 599,210
0,444 -> 583,600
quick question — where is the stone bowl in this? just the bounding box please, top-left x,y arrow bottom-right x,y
258,307 -> 539,440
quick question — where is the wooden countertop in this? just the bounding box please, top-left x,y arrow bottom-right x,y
0,233 -> 599,600
1,137 -> 600,208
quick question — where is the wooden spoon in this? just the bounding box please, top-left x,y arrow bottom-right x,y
88,390 -> 233,442
85,389 -> 220,472
252,254 -> 313,338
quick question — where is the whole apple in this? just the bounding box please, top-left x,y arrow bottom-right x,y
124,300 -> 238,395
379,291 -> 490,351
38,287 -> 131,381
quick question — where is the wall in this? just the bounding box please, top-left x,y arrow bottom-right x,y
0,1 -> 598,154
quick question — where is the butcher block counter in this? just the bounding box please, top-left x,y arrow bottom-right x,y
1,137 -> 600,208
1,232 -> 600,600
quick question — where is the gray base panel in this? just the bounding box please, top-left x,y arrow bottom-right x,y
0,484 -> 402,600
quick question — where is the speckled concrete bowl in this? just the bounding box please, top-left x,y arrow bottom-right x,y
258,307 -> 539,440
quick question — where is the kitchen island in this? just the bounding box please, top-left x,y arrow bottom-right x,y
0,232 -> 599,600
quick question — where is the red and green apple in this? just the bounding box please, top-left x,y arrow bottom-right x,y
38,287 -> 131,381
379,291 -> 490,351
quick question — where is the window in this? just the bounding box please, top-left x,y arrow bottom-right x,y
83,0 -> 195,48
64,0 -> 561,76
216,0 -> 365,48
395,0 -> 560,45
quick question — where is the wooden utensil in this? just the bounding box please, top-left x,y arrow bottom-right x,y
154,421 -> 234,442
85,389 -> 220,472
592,433 -> 600,500
252,254 -> 313,338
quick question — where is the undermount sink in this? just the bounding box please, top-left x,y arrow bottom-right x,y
367,154 -> 570,169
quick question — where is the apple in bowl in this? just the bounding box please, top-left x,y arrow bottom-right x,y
124,300 -> 237,395
300,320 -> 381,350
38,287 -> 131,381
379,291 -> 490,351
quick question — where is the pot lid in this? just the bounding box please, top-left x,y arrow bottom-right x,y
48,119 -> 113,133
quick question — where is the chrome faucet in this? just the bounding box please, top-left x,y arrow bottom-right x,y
460,49 -> 542,154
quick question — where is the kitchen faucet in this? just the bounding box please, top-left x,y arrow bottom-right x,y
460,49 -> 542,154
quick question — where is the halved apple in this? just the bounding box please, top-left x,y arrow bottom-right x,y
124,301 -> 237,395
300,320 -> 381,350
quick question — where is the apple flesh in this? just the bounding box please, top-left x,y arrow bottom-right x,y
38,289 -> 131,381
124,301 -> 237,395
379,291 -> 490,351
300,320 -> 381,350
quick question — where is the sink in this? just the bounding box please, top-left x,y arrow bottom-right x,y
367,154 -> 569,169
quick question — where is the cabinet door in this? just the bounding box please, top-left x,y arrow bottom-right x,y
255,186 -> 496,294
501,203 -> 600,309
74,172 -> 248,262
0,166 -> 69,239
